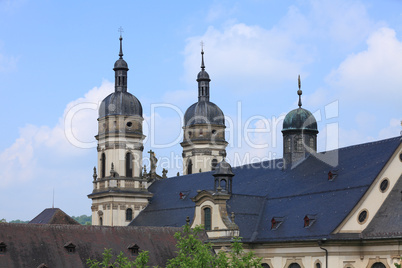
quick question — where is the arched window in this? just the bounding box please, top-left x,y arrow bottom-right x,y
296,137 -> 303,152
309,137 -> 315,150
285,137 -> 291,153
187,159 -> 193,175
211,159 -> 218,170
371,263 -> 386,268
289,263 -> 301,268
99,217 -> 103,226
101,153 -> 106,178
125,152 -> 133,177
126,208 -> 133,221
204,207 -> 211,230
261,264 -> 270,268
315,263 -> 321,268
220,179 -> 227,190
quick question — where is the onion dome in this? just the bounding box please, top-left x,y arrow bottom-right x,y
183,49 -> 225,127
282,75 -> 318,133
99,36 -> 143,118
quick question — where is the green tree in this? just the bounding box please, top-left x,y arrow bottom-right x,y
9,219 -> 29,223
0,218 -> 6,223
87,225 -> 262,268
166,224 -> 262,268
395,256 -> 401,268
87,248 -> 150,268
72,214 -> 92,225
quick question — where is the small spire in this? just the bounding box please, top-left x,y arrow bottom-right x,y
297,75 -> 302,108
118,27 -> 124,59
200,41 -> 205,70
119,36 -> 123,59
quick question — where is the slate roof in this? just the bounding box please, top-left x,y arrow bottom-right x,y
131,136 -> 401,242
362,173 -> 402,239
0,223 -> 181,268
29,208 -> 79,225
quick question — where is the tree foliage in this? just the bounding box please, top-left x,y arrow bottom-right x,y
9,219 -> 29,223
87,248 -> 150,268
395,256 -> 402,268
72,214 -> 92,225
166,224 -> 262,268
87,225 -> 262,268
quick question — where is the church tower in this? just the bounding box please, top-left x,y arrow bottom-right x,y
88,35 -> 152,226
282,76 -> 318,168
181,49 -> 228,175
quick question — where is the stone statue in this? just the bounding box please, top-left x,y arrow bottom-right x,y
162,168 -> 168,179
148,150 -> 157,175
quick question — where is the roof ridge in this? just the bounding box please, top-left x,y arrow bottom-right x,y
231,136 -> 400,169
267,184 -> 370,201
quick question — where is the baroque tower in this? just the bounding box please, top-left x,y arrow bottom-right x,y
181,49 -> 228,175
88,35 -> 152,226
282,76 -> 318,168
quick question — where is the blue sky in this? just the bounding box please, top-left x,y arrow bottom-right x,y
0,0 -> 401,221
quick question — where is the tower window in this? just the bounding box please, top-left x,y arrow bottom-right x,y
101,153 -> 106,178
187,159 -> 193,175
126,208 -> 133,221
295,136 -> 303,152
204,207 -> 211,230
285,137 -> 291,153
211,159 -> 218,170
99,217 -> 103,226
126,121 -> 132,128
199,129 -> 203,136
309,137 -> 314,149
125,152 -> 133,177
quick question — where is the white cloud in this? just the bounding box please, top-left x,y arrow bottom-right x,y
378,118 -> 401,139
183,22 -> 311,90
0,80 -> 113,188
327,27 -> 402,103
309,0 -> 374,47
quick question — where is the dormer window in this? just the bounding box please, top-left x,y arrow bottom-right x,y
64,242 -> 76,253
271,217 -> 284,230
128,244 -> 139,256
304,215 -> 316,228
328,170 -> 338,181
0,242 -> 6,254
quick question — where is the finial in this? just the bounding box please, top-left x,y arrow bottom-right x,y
297,75 -> 302,108
186,216 -> 190,225
200,41 -> 205,70
231,212 -> 235,223
118,27 -> 124,59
